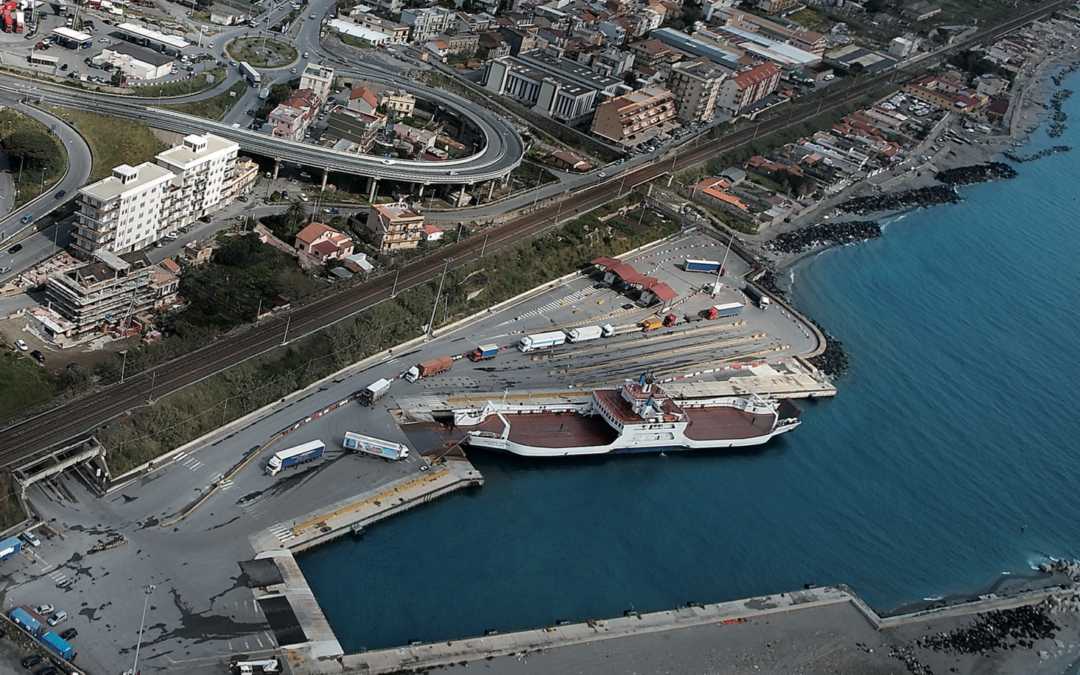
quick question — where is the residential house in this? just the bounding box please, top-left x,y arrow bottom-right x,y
381,90 -> 416,117
268,89 -> 319,141
295,222 -> 355,263
347,86 -> 379,116
299,65 -> 334,103
715,61 -> 781,114
363,202 -> 425,252
901,1 -> 941,20
401,7 -> 454,43
590,86 -> 677,145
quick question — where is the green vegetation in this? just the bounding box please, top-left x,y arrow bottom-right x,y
131,68 -> 227,98
513,161 -> 559,188
0,109 -> 67,207
337,32 -> 373,49
789,8 -> 824,26
256,81 -> 293,119
227,37 -> 298,68
166,81 -> 248,120
47,106 -> 167,182
0,471 -> 26,531
918,0 -> 1022,28
0,339 -> 60,419
93,194 -> 679,473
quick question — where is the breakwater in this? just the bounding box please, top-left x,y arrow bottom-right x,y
1047,89 -> 1072,138
1004,145 -> 1071,162
835,185 -> 961,216
766,220 -> 881,254
934,161 -> 1018,186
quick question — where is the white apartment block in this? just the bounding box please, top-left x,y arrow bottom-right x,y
155,134 -> 240,227
299,64 -> 335,103
401,7 -> 454,43
72,163 -> 175,259
73,134 -> 240,259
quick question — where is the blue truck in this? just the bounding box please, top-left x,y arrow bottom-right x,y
266,440 -> 325,476
469,343 -> 499,361
684,259 -> 722,273
343,432 -> 410,461
0,535 -> 22,563
42,631 -> 74,660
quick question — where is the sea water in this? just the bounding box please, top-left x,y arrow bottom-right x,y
297,68 -> 1080,652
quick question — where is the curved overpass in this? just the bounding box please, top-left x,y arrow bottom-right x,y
0,72 -> 523,185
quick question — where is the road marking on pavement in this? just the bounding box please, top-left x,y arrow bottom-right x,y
183,458 -> 203,470
49,571 -> 69,587
219,479 -> 235,490
268,524 -> 297,543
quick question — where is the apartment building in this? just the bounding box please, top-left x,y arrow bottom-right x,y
482,49 -> 622,124
299,64 -> 334,102
46,250 -> 180,337
155,134 -> 241,226
401,7 -> 455,43
590,86 -> 677,145
361,202 -> 426,252
268,89 -> 319,141
72,134 -> 241,259
669,57 -> 730,123
72,163 -> 175,258
346,8 -> 409,43
715,61 -> 781,113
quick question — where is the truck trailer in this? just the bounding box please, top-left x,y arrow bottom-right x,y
343,432 -> 410,461
41,631 -> 74,660
518,331 -> 566,352
405,355 -> 454,382
566,325 -> 603,343
703,302 -> 744,320
684,258 -> 721,273
0,535 -> 21,563
743,284 -> 771,309
10,606 -> 44,637
640,315 -> 664,331
358,378 -> 391,406
266,440 -> 325,476
469,344 -> 499,361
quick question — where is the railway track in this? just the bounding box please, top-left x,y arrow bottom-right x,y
0,0 -> 1065,463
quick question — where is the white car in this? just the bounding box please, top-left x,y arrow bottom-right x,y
22,530 -> 41,547
298,193 -> 309,202
47,611 -> 68,626
35,604 -> 54,616
381,159 -> 395,165
597,172 -> 607,178
15,339 -> 28,351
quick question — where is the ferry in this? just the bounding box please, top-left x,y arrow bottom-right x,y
455,375 -> 802,457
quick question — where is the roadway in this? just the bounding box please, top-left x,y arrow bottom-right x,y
0,92 -> 93,281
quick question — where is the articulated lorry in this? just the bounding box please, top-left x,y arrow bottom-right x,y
703,302 -> 744,320
684,258 -> 722,273
743,284 -> 771,309
469,344 -> 499,361
566,325 -> 603,343
343,432 -> 410,461
405,355 -> 454,382
518,331 -> 566,352
266,440 -> 325,476
358,378 -> 392,406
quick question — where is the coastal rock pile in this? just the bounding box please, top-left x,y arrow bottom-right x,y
835,186 -> 960,216
914,605 -> 1059,655
767,220 -> 881,255
934,162 -> 1018,187
888,644 -> 932,675
1004,146 -> 1071,163
754,269 -> 786,299
1052,63 -> 1078,87
1047,90 -> 1072,138
807,320 -> 849,379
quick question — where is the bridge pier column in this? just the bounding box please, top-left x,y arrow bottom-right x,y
456,184 -> 470,207
487,180 -> 496,199
368,177 -> 378,202
417,183 -> 425,198
272,160 -> 280,180
322,168 -> 328,191
501,171 -> 511,188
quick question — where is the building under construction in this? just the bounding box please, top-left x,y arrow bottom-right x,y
46,250 -> 180,337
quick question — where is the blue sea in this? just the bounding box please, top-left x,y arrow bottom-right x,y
297,67 -> 1080,652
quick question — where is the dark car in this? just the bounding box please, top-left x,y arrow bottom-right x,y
60,63 -> 68,71
54,190 -> 66,199
34,667 -> 57,675
8,243 -> 23,253
21,655 -> 41,668
199,215 -> 212,223
30,350 -> 45,364
59,627 -> 77,640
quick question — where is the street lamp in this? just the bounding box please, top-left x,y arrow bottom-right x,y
129,584 -> 155,675
427,257 -> 452,337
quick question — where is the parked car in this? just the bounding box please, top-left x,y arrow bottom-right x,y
21,655 -> 41,668
34,604 -> 53,615
199,215 -> 212,223
14,340 -> 27,351
47,611 -> 68,626
299,171 -> 310,178
22,530 -> 41,546
30,350 -> 46,365
237,195 -> 249,202
59,627 -> 77,640
298,193 -> 308,202
34,667 -> 57,675
60,63 -> 68,71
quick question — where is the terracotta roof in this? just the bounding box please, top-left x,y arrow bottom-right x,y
349,86 -> 379,109
296,221 -> 335,245
422,223 -> 443,235
159,258 -> 181,273
311,241 -> 339,256
647,282 -> 677,302
732,62 -> 780,89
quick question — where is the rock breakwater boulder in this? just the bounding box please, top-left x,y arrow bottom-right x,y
1004,146 -> 1071,163
807,319 -> 848,379
767,220 -> 881,255
934,162 -> 1018,187
835,185 -> 960,216
914,605 -> 1059,656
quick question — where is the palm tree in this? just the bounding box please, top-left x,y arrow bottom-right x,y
285,200 -> 307,235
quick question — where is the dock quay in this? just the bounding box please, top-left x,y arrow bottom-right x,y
336,582 -> 1080,675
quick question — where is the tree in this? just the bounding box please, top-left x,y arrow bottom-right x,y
285,200 -> 308,234
1,130 -> 55,166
